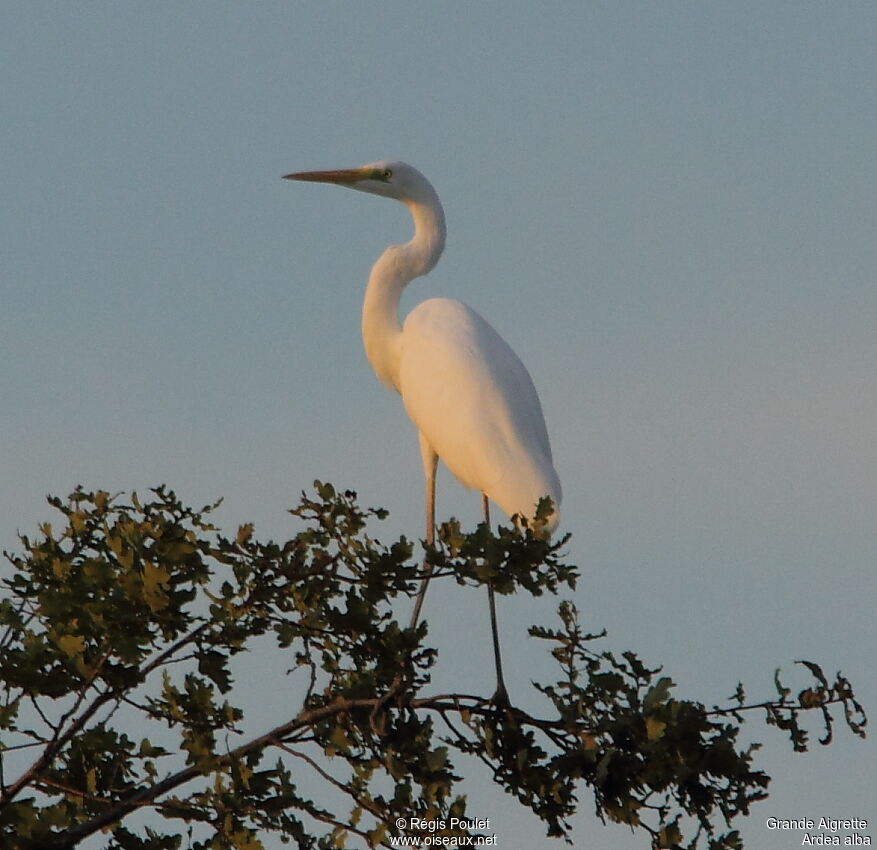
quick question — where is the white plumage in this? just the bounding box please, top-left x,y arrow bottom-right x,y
399,297 -> 560,527
285,160 -> 562,702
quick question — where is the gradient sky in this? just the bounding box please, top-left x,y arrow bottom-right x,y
3,4 -> 875,848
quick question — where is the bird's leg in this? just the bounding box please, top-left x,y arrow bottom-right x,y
409,446 -> 438,630
374,454 -> 436,737
484,494 -> 510,707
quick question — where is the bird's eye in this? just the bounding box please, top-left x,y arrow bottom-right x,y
383,168 -> 393,180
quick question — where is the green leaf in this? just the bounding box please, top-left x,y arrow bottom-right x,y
198,649 -> 232,693
142,561 -> 170,612
645,715 -> 666,741
55,633 -> 85,658
425,746 -> 448,772
642,676 -> 673,712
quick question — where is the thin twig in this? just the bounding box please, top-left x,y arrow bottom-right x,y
279,743 -> 385,825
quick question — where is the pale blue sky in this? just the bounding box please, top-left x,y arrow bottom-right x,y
2,4 -> 875,848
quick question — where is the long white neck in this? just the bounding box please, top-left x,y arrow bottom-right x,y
361,191 -> 446,390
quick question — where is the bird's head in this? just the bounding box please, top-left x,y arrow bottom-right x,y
283,160 -> 435,205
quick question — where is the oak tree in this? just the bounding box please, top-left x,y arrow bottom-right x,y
0,485 -> 866,849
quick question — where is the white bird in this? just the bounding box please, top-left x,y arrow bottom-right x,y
285,161 -> 561,702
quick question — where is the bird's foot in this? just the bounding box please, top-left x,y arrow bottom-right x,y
490,681 -> 511,709
489,682 -> 521,733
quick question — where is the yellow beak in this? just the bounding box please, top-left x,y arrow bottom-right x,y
283,168 -> 366,185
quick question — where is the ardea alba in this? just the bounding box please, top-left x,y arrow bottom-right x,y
284,161 -> 561,702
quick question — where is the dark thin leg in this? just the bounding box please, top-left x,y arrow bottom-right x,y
409,460 -> 437,630
484,494 -> 509,705
373,460 -> 436,736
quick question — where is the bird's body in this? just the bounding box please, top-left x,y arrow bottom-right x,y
398,296 -> 560,524
285,160 -> 561,701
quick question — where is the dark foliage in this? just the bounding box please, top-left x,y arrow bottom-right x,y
0,485 -> 865,849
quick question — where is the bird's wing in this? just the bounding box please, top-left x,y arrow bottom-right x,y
398,298 -> 560,522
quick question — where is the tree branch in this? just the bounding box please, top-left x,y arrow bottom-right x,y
35,692 -> 548,848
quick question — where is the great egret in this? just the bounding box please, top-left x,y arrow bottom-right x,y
284,161 -> 561,702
